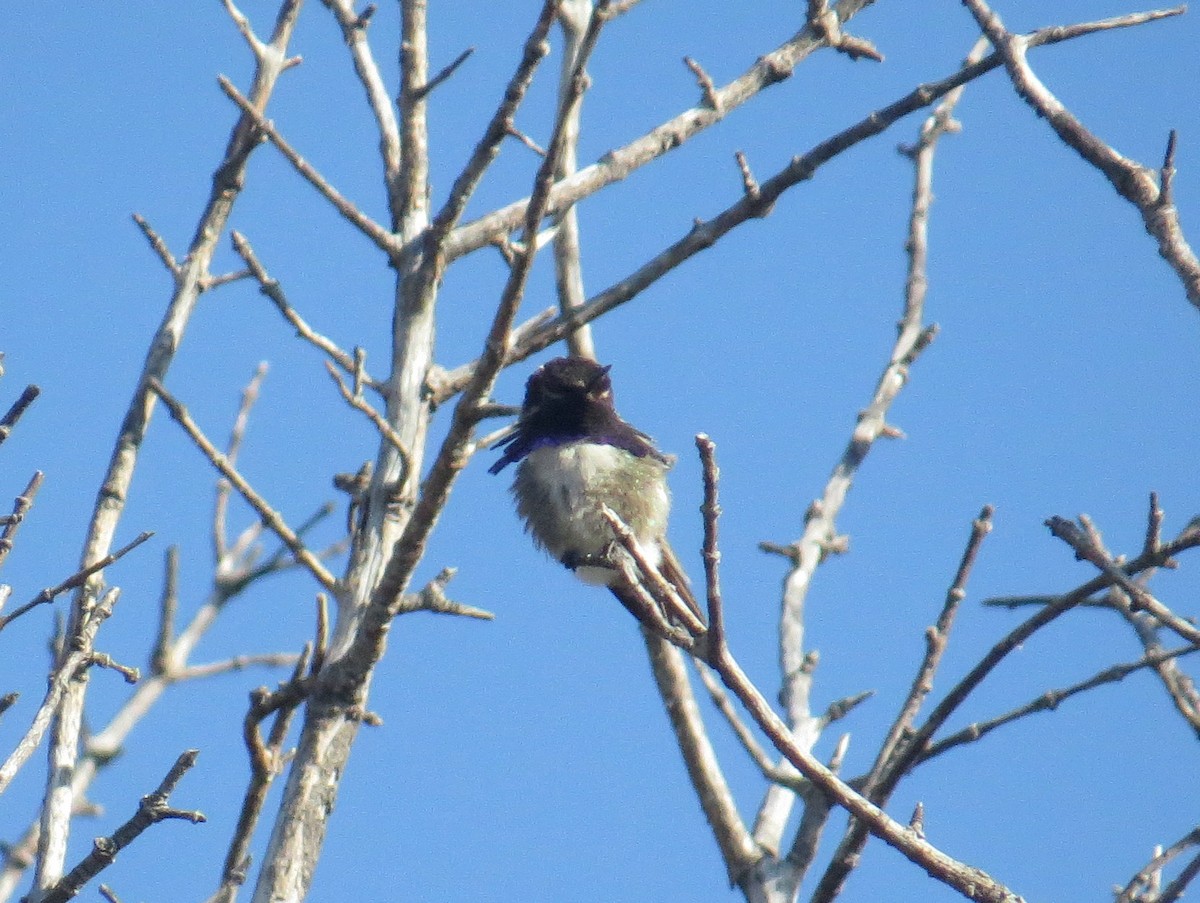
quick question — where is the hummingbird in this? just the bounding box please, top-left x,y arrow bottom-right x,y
490,356 -> 703,629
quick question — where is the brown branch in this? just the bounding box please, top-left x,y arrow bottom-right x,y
0,532 -> 153,633
231,232 -> 383,391
0,385 -> 40,448
217,76 -> 397,254
755,38 -> 974,859
1046,514 -> 1200,647
40,750 -> 204,903
433,10 -> 1180,405
427,0 -> 558,250
148,378 -> 337,593
703,641 -> 1024,903
1118,827 -> 1200,903
868,505 -> 993,784
920,644 -> 1198,764
444,0 -> 879,261
961,0 -> 1199,309
324,362 -> 410,463
38,2 -> 304,889
413,46 -> 474,100
339,3 -> 614,681
0,471 -> 44,572
644,632 -> 760,885
212,650 -> 311,903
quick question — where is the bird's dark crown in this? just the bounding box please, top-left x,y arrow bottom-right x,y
489,356 -> 666,474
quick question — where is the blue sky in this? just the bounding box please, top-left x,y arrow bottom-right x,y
2,2 -> 1199,902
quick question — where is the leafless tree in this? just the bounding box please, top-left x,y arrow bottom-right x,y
2,2 -> 1198,903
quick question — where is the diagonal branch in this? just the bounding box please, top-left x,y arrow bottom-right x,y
148,379 -> 338,593
444,0 -> 880,260
0,471 -> 43,572
218,78 -> 397,254
961,0 -> 1199,309
919,643 -> 1199,764
431,10 -> 1156,406
36,1 -> 305,890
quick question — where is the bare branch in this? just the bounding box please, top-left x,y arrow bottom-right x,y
37,1 -> 304,887
394,569 -> 494,621
961,0 -> 1199,309
644,633 -> 759,884
214,363 -> 270,562
413,46 -> 474,100
1118,828 -> 1200,903
0,385 -> 40,448
324,362 -> 410,462
231,232 -> 381,391
148,378 -> 338,593
218,77 -> 396,253
0,589 -> 123,797
320,0 -> 404,225
921,644 -> 1198,764
1046,515 -> 1200,647
130,213 -> 179,277
428,0 -> 558,246
0,471 -> 44,572
445,0 -> 880,260
0,532 -> 152,633
40,750 -> 204,903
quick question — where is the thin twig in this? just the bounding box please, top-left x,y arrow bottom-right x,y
0,589 -> 123,797
38,3 -> 304,887
214,363 -> 270,562
445,0 -> 880,260
868,505 -> 993,784
130,214 -> 179,277
40,750 -> 204,903
148,378 -> 337,593
218,76 -> 397,254
231,232 -> 383,391
0,385 -> 41,448
339,2 -> 614,680
414,46 -> 474,100
433,9 -> 1183,404
921,644 -> 1198,763
0,532 -> 152,633
324,362 -> 410,462
0,471 -> 44,572
961,0 -> 1199,309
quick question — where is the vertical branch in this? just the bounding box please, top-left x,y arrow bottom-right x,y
321,0 -> 404,225
32,3 -> 304,895
806,40 -> 980,903
553,0 -> 596,359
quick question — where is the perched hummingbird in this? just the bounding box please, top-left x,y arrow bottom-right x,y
490,356 -> 703,626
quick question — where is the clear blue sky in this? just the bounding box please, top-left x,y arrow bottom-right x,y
2,2 -> 1199,902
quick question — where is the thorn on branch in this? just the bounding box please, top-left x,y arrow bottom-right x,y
683,56 -> 721,111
